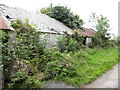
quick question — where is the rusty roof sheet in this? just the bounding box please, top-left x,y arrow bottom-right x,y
0,11 -> 14,30
79,28 -> 96,37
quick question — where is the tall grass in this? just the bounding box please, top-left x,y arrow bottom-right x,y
56,47 -> 118,87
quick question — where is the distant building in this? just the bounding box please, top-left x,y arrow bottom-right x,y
79,27 -> 96,46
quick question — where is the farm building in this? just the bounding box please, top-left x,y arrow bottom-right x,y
0,11 -> 14,30
0,10 -> 15,51
0,4 -> 73,48
0,4 -> 96,48
79,28 -> 96,46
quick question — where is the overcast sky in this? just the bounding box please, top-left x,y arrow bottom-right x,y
1,0 -> 119,36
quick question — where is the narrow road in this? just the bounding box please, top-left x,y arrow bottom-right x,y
84,63 -> 119,88
44,64 -> 119,88
43,81 -> 74,88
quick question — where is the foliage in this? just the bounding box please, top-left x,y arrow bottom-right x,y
7,70 -> 42,88
67,38 -> 78,52
60,47 -> 118,87
2,19 -> 80,88
44,55 -> 77,78
57,30 -> 85,52
89,13 -> 111,47
73,50 -> 91,60
57,37 -> 68,52
11,19 -> 46,61
10,19 -> 47,74
36,50 -> 77,79
40,5 -> 84,29
1,14 -> 118,88
0,30 -> 13,88
71,30 -> 86,48
2,19 -> 47,88
57,37 -> 79,52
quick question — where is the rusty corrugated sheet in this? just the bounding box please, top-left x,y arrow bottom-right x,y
79,28 -> 96,37
0,11 -> 14,30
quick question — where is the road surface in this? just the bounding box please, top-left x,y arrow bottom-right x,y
84,63 -> 119,88
44,64 -> 119,88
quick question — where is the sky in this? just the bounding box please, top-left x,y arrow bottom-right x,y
0,0 -> 119,36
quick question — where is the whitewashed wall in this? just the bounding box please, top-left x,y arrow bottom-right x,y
40,33 -> 65,49
86,37 -> 92,46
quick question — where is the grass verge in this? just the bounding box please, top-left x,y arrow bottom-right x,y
56,47 -> 118,87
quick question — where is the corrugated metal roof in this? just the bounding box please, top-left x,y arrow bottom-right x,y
0,11 -> 14,30
79,28 -> 96,37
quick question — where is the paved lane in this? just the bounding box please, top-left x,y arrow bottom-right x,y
84,64 -> 119,88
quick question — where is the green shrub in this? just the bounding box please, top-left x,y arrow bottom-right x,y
67,38 -> 78,52
11,19 -> 46,60
57,30 -> 85,52
57,37 -> 68,52
57,37 -> 79,52
44,52 -> 77,79
11,19 -> 46,72
2,19 -> 46,88
8,70 -> 42,88
72,30 -> 86,48
0,30 -> 14,88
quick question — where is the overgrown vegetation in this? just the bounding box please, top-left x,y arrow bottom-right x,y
2,19 -> 77,88
89,13 -> 111,48
1,30 -> 12,88
57,30 -> 85,52
2,19 -> 46,88
1,10 -> 119,89
40,4 -> 84,29
58,47 -> 118,87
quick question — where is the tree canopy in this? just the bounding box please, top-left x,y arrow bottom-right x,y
89,12 -> 111,47
40,5 -> 84,29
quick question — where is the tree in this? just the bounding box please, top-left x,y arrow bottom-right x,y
40,5 -> 84,29
89,13 -> 111,47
